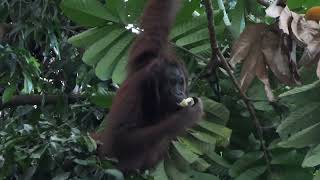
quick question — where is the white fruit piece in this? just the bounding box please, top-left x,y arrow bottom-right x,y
178,97 -> 194,107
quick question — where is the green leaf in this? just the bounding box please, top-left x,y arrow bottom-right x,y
276,103 -> 320,139
190,43 -> 211,54
22,166 -> 37,180
278,122 -> 320,148
314,172 -> 320,180
83,135 -> 97,153
30,145 -> 48,159
188,170 -> 220,180
287,0 -> 320,10
152,161 -> 169,180
60,0 -> 118,27
179,137 -> 204,155
197,120 -> 231,146
73,158 -> 96,166
126,0 -> 147,23
190,132 -> 217,145
68,26 -> 113,48
201,96 -> 230,123
271,149 -> 304,166
0,155 -> 4,168
95,32 -> 134,80
176,28 -> 209,47
228,0 -> 245,39
175,0 -> 201,23
90,93 -> 114,108
235,166 -> 266,180
2,85 -> 15,104
271,167 -> 313,180
83,28 -> 126,66
112,55 -> 128,84
192,158 -> 211,172
104,169 -> 124,180
106,0 -> 127,23
302,144 -> 320,167
171,16 -> 207,40
172,141 -> 200,164
52,172 -> 71,180
206,151 -> 231,168
22,74 -> 33,94
165,160 -> 189,180
279,81 -> 320,97
229,151 -> 264,177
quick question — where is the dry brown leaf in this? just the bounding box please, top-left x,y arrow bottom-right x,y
239,40 -> 263,92
255,58 -> 276,102
293,17 -> 320,67
291,12 -> 309,47
261,31 -> 296,85
230,24 -> 268,67
279,6 -> 292,35
291,13 -> 320,45
266,0 -> 284,18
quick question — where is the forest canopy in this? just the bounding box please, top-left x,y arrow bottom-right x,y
0,0 -> 320,179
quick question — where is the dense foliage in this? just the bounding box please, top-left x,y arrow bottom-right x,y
0,0 -> 320,180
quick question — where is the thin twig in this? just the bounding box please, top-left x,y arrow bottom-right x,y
203,0 -> 271,173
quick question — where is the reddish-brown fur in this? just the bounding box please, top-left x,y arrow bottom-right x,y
94,0 -> 203,171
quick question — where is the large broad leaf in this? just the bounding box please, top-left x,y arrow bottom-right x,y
165,160 -> 189,180
234,166 -> 266,180
197,120 -> 231,146
112,55 -> 128,84
229,151 -> 264,177
276,103 -> 320,139
302,144 -> 320,167
172,141 -> 200,164
68,26 -> 113,48
271,149 -> 304,166
65,1 -> 215,81
170,16 -> 207,40
271,166 -> 313,180
278,122 -> 320,148
60,0 -> 118,27
2,85 -> 15,104
152,161 -> 169,180
52,172 -> 70,180
126,0 -> 147,23
187,170 -> 220,180
228,0 -> 245,39
175,0 -> 201,23
95,32 -> 134,80
106,0 -> 127,24
83,28 -> 127,66
176,28 -> 209,47
279,80 -> 320,97
287,0 -> 320,10
201,96 -> 230,124
315,172 -> 320,180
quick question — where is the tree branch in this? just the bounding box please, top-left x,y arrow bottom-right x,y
203,0 -> 271,172
0,95 -> 85,109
